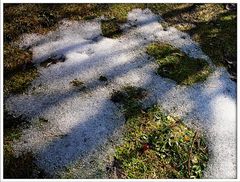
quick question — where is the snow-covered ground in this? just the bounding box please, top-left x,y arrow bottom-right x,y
5,9 -> 236,178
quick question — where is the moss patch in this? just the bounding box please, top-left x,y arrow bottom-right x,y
113,105 -> 209,179
146,43 -> 211,85
101,19 -> 122,38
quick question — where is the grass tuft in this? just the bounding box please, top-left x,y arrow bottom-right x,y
113,106 -> 209,179
110,87 -> 208,179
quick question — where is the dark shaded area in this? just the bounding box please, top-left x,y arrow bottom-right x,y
40,54 -> 66,68
111,86 -> 147,119
163,4 -> 199,19
4,110 -> 28,131
160,3 -> 237,81
189,11 -> 237,81
3,111 -> 51,179
99,75 -> 108,82
4,151 -> 50,179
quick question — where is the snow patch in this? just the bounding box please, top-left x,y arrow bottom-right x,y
6,9 -> 236,178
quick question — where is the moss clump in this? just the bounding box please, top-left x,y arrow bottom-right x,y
101,19 -> 122,38
146,43 -> 181,59
113,106 -> 209,179
146,43 -> 211,85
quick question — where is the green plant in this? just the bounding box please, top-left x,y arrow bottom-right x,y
113,106 -> 208,179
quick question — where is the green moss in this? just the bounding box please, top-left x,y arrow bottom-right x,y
107,4 -> 145,23
101,19 -> 122,38
146,43 -> 181,59
146,43 -> 212,85
114,106 -> 209,179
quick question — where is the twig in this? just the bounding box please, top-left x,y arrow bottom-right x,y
188,131 -> 198,178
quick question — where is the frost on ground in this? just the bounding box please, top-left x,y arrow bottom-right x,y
5,9 -> 236,178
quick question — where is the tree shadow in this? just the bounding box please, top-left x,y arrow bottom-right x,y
162,4 -> 199,19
